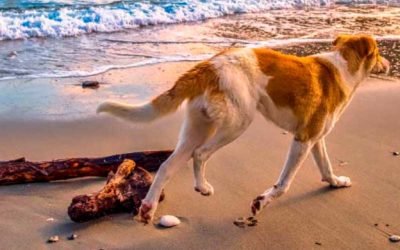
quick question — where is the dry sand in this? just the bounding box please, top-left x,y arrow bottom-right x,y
0,62 -> 399,249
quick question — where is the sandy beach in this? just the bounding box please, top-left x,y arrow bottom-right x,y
1,62 -> 400,249
1,2 -> 400,250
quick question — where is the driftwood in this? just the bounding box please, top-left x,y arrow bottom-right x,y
68,159 -> 164,222
0,150 -> 172,185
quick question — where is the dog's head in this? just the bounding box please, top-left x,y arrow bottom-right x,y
333,34 -> 390,75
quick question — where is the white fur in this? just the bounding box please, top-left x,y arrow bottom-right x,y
210,48 -> 260,116
315,52 -> 363,87
97,101 -> 157,122
312,138 -> 352,187
212,48 -> 299,133
314,51 -> 363,119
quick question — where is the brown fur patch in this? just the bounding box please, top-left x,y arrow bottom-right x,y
253,48 -> 349,141
333,34 -> 379,74
151,61 -> 220,115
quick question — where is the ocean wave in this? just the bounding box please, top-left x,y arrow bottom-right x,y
0,54 -> 214,80
0,0 -> 337,40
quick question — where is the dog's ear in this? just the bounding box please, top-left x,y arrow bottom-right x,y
332,35 -> 343,46
332,34 -> 349,47
347,35 -> 376,59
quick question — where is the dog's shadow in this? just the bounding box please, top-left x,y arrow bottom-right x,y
276,185 -> 343,207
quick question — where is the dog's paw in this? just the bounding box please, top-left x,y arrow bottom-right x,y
250,186 -> 286,215
251,192 -> 272,215
194,181 -> 214,196
138,200 -> 156,224
251,195 -> 266,215
328,175 -> 352,188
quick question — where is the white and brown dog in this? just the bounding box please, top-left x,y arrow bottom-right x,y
98,34 -> 389,223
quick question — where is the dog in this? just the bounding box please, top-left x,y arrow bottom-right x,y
97,34 -> 390,223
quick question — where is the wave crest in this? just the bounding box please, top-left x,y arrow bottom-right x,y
0,0 -> 334,40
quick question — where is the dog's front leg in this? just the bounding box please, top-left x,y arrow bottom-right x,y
311,138 -> 352,187
251,139 -> 313,215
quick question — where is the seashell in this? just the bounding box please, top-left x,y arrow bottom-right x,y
47,235 -> 59,243
159,215 -> 181,228
389,235 -> 400,242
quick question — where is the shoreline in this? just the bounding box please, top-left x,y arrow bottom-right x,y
0,60 -> 398,121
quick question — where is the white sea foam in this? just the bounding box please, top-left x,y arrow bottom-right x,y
2,0 -> 396,40
0,54 -> 214,80
0,0 -> 337,40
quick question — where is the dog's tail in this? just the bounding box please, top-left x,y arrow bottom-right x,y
97,61 -> 218,123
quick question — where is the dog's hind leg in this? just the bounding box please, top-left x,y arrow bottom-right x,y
138,109 -> 214,223
251,139 -> 313,216
311,138 -> 352,187
192,111 -> 253,196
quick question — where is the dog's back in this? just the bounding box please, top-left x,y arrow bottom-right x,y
98,47 -> 348,140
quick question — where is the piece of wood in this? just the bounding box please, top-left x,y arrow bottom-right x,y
81,80 -> 100,89
68,159 -> 165,222
0,150 -> 172,185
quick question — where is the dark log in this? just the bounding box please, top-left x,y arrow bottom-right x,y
81,80 -> 100,89
68,159 -> 165,222
0,150 -> 172,185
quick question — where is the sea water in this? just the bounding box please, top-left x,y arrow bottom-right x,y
0,0 -> 398,80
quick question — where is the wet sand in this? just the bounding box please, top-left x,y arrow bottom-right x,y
1,68 -> 400,249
